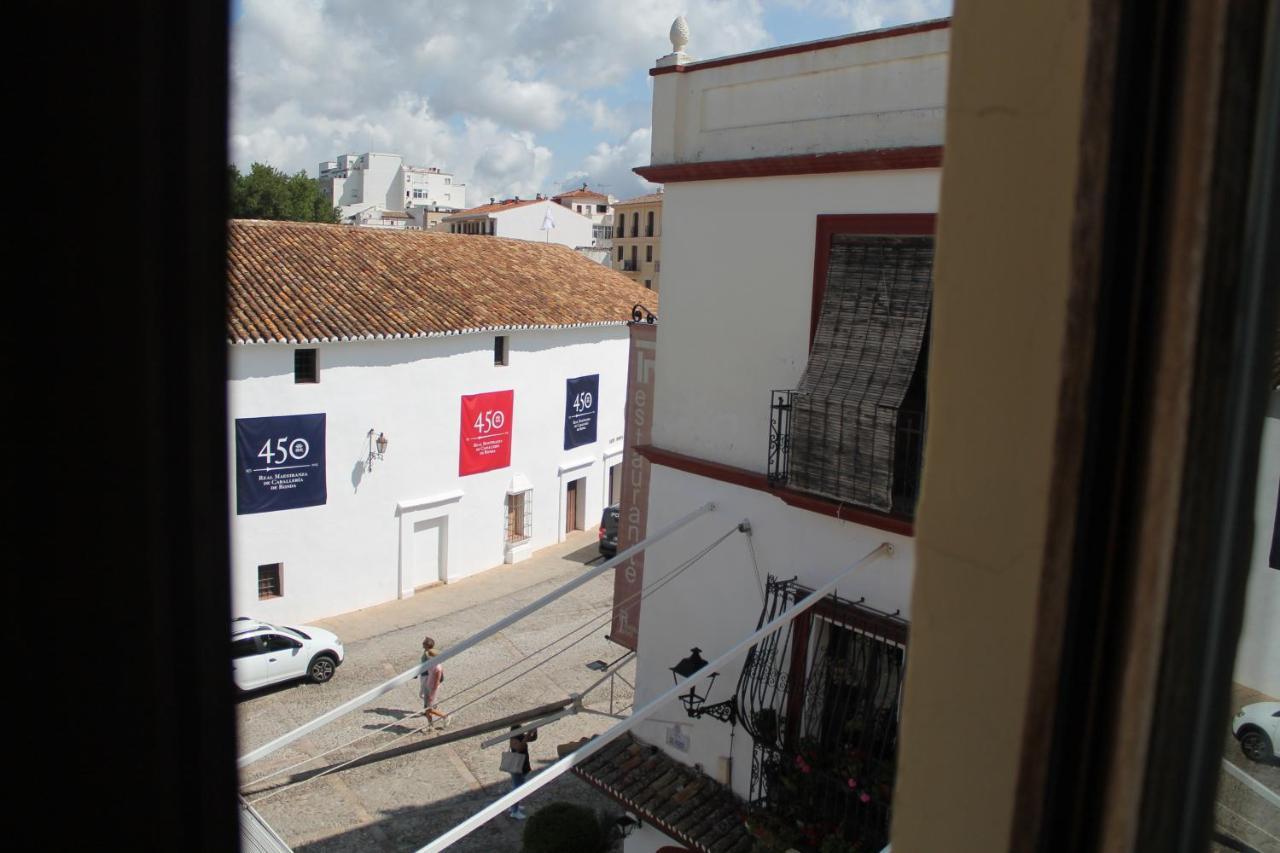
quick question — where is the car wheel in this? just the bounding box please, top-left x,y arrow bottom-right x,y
308,654 -> 337,684
1239,729 -> 1273,762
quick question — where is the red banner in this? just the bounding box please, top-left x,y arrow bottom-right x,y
610,322 -> 657,650
459,390 -> 513,476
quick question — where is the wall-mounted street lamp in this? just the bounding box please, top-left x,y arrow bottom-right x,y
631,303 -> 657,324
670,647 -> 737,725
366,429 -> 389,471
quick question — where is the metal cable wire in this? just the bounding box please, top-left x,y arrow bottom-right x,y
242,524 -> 743,800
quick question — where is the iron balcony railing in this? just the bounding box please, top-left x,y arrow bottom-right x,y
621,260 -> 639,271
768,390 -> 925,519
736,576 -> 908,852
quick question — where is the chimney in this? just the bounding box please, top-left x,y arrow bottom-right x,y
514,195 -> 520,201
490,197 -> 495,205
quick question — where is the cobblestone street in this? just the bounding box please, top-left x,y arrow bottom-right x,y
237,532 -> 636,852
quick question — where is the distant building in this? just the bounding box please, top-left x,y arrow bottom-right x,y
226,219 -> 655,625
611,190 -> 663,291
441,196 -> 594,250
552,184 -> 616,263
317,153 -> 466,228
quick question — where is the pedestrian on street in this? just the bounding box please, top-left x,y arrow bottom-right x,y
503,723 -> 537,820
419,636 -> 449,730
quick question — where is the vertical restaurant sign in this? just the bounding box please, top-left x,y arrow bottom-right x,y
564,374 -> 600,450
235,413 -> 327,515
610,322 -> 657,650
459,390 -> 514,476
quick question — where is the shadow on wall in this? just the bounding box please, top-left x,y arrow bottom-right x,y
229,324 -> 625,381
351,458 -> 366,493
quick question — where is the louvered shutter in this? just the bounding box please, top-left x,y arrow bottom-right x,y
790,235 -> 934,511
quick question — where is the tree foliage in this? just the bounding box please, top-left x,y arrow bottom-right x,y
229,162 -> 339,223
522,802 -> 608,853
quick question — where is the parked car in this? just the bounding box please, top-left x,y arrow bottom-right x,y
599,504 -> 620,557
231,617 -> 344,691
1231,701 -> 1279,763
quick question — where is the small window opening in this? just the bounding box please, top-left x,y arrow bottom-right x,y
258,563 -> 283,599
294,349 -> 318,384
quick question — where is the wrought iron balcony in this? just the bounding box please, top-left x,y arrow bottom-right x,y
621,260 -> 639,271
735,576 -> 908,852
769,390 -> 925,519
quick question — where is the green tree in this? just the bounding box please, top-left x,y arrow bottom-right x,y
228,162 -> 339,223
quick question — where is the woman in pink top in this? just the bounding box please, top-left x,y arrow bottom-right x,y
419,636 -> 449,729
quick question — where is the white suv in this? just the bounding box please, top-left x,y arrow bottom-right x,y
231,618 -> 345,691
1231,701 -> 1279,763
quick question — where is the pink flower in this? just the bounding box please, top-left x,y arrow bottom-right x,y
847,778 -> 858,789
860,792 -> 872,803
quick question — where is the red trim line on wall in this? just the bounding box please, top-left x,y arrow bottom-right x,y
634,146 -> 942,184
650,18 -> 950,76
811,213 -> 938,345
634,444 -> 915,536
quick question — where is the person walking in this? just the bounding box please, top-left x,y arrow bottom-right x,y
418,636 -> 449,730
503,723 -> 537,820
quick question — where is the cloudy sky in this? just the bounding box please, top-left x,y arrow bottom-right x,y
230,0 -> 951,206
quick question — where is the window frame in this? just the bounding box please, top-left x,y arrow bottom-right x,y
257,563 -> 283,599
293,348 -> 318,384
494,335 -> 508,366
810,214 -> 936,347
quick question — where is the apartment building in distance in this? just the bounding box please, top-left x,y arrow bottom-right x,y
552,184 -> 617,264
611,190 -> 663,290
317,153 -> 466,228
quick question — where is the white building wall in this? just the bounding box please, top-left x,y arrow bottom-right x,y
629,467 -> 915,811
227,326 -> 629,626
495,200 -> 594,249
651,27 -> 948,166
651,170 -> 941,470
622,30 -> 948,846
1234,394 -> 1280,697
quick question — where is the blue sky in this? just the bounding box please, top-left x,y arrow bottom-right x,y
230,1 -> 951,205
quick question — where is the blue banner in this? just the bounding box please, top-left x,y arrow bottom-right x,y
236,413 -> 327,515
564,374 -> 599,450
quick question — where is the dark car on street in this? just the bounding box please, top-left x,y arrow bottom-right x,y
599,504 -> 619,557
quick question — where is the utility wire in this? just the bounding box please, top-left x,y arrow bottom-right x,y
242,523 -> 742,799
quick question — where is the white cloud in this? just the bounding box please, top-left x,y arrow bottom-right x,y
230,0 -> 944,203
779,0 -> 951,31
565,128 -> 660,200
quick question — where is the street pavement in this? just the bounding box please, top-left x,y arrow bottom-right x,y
1211,684 -> 1280,852
234,531 -> 1279,852
236,532 -> 636,852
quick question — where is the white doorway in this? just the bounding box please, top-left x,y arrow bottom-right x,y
412,517 -> 445,589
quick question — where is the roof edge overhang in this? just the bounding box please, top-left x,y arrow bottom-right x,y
227,320 -> 630,346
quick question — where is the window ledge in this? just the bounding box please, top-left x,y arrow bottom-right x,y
634,444 -> 914,536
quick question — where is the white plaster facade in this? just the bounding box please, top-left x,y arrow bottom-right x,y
619,22 -> 948,853
320,152 -> 466,222
445,199 -> 594,250
1234,391 -> 1280,697
227,327 -> 628,626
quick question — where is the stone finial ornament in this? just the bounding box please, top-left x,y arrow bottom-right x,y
670,15 -> 690,54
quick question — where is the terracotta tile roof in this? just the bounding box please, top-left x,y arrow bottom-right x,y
554,187 -> 608,201
227,219 -> 658,344
573,733 -> 752,853
615,191 -> 664,206
445,198 -> 543,219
